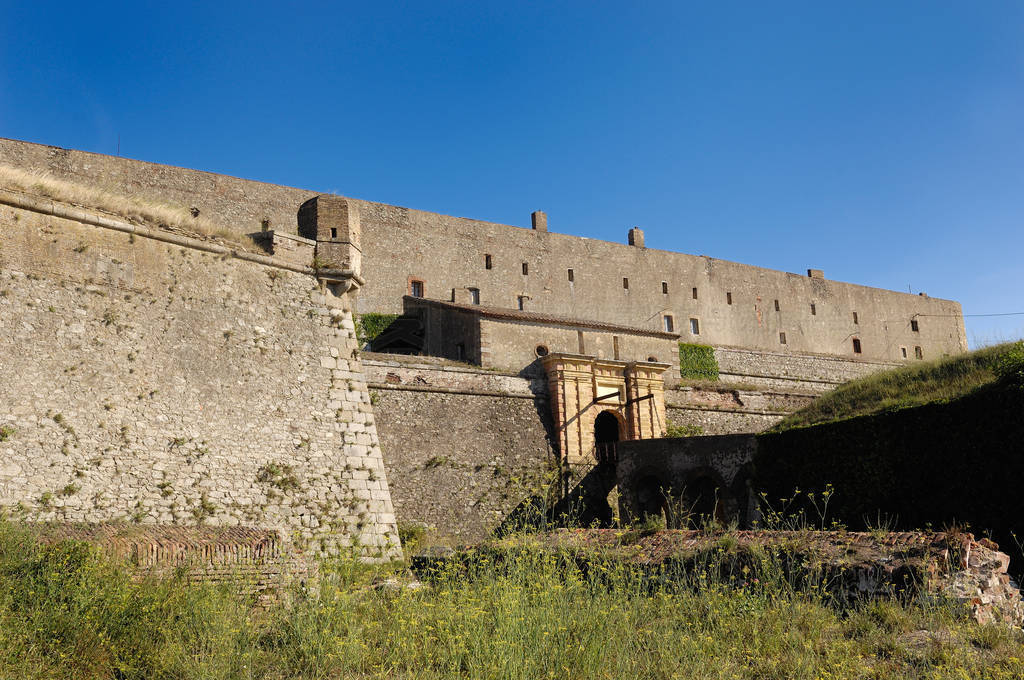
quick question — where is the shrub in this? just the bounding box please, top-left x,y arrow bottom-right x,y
354,313 -> 399,347
678,343 -> 719,381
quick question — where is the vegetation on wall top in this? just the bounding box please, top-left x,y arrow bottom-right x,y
772,340 -> 1024,431
354,313 -> 399,347
678,343 -> 719,381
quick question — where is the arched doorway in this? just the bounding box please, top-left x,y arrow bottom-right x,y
593,411 -> 620,465
685,475 -> 728,528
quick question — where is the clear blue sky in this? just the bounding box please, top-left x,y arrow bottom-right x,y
2,1 -> 1022,346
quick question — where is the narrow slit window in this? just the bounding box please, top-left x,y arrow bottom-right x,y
810,303 -> 816,316
901,347 -> 908,358
567,268 -> 574,282
774,299 -> 780,312
455,343 -> 465,361
522,262 -> 529,275
852,338 -> 862,354
517,295 -> 526,310
692,287 -> 698,300
689,318 -> 700,335
911,319 -> 919,332
623,277 -> 629,290
662,281 -> 668,294
663,315 -> 674,333
469,288 -> 480,305
853,311 -> 859,325
484,254 -> 492,270
779,332 -> 787,345
330,228 -> 338,239
410,280 -> 424,298
915,346 -> 923,359
726,292 -> 733,305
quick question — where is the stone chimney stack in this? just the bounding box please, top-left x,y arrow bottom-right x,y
531,211 -> 547,232
628,227 -> 645,248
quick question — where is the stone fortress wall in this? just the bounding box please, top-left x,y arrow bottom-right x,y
0,137 -> 966,373
0,193 -> 400,557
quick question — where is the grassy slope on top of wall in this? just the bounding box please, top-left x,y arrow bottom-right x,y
771,341 -> 1024,431
678,343 -> 719,381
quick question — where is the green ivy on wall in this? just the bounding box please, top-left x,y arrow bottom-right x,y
678,343 -> 719,381
354,313 -> 399,347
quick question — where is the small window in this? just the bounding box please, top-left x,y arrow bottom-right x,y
469,288 -> 480,305
774,299 -> 780,312
689,318 -> 700,335
911,319 -> 919,332
810,303 -> 816,316
517,295 -> 526,310
410,280 -> 424,298
455,343 -> 465,361
726,292 -> 732,305
901,346 -> 908,358
568,268 -> 574,282
662,281 -> 668,294
664,315 -> 674,333
692,287 -> 698,300
647,356 -> 659,362
522,262 -> 529,275
779,332 -> 787,345
852,338 -> 862,354
623,277 -> 629,290
915,346 -> 923,359
535,344 -> 549,357
853,311 -> 859,325
485,254 -> 492,269
330,227 -> 338,239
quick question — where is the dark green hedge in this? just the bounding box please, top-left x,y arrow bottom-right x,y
678,343 -> 719,381
355,313 -> 399,346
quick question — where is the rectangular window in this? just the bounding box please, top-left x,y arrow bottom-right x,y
901,346 -> 908,358
330,228 -> 338,239
810,303 -> 816,316
517,295 -> 526,310
664,315 -> 674,333
692,287 -> 698,300
567,268 -> 574,282
689,318 -> 700,335
623,277 -> 629,290
915,346 -> 923,359
410,280 -> 424,298
662,281 -> 668,294
774,299 -> 780,312
469,288 -> 480,305
853,311 -> 859,325
852,338 -> 862,354
779,332 -> 787,345
911,319 -> 919,332
522,262 -> 529,275
455,343 -> 465,361
484,254 -> 492,269
726,292 -> 732,305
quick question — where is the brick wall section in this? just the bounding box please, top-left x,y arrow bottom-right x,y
0,138 -> 967,366
0,202 -> 399,558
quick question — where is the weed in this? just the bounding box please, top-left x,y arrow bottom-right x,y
0,425 -> 13,442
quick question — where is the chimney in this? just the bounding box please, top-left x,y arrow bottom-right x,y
628,227 -> 645,248
807,269 -> 824,279
531,211 -> 547,232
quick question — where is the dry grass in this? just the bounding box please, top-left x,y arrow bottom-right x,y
0,164 -> 254,249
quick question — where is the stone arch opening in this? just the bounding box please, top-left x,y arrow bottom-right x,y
635,474 -> 668,524
594,410 -> 620,445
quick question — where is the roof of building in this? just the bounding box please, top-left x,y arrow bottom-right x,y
403,296 -> 681,339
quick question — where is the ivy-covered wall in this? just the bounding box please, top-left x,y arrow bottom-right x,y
755,379 -> 1024,570
678,343 -> 719,381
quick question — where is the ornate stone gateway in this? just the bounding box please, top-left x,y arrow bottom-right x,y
541,353 -> 669,466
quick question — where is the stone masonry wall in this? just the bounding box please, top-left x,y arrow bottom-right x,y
0,199 -> 400,557
715,346 -> 902,393
0,138 -> 967,367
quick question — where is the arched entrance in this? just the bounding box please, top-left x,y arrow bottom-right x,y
593,410 -> 620,465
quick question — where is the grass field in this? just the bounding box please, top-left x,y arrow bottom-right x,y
772,341 -> 1024,430
1,522 -> 1022,680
